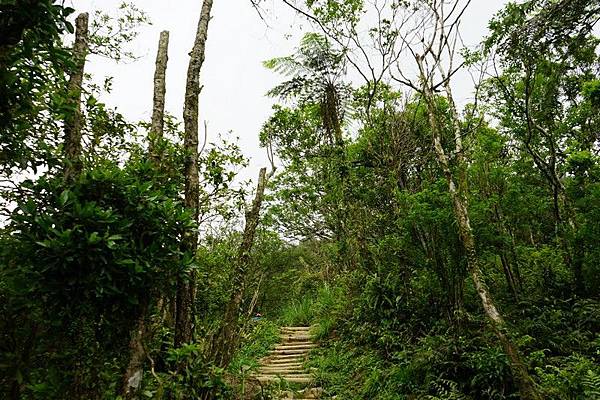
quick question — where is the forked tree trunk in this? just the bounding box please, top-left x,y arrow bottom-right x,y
120,31 -> 171,399
417,56 -> 541,400
148,30 -> 169,161
63,12 -> 89,180
175,0 -> 214,348
211,167 -> 270,368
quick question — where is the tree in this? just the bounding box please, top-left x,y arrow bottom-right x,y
120,29 -> 171,400
176,0 -> 214,348
484,0 -> 600,294
393,1 -> 541,398
0,0 -> 73,175
63,12 -> 89,180
148,31 -> 170,162
210,167 -> 273,368
265,33 -> 355,264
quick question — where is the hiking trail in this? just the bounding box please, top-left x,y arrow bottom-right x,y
251,326 -> 323,399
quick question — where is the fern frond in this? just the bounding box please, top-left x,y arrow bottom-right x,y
583,370 -> 600,399
263,56 -> 306,77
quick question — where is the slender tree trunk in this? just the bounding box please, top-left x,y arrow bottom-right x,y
246,272 -> 264,320
120,31 -> 171,399
63,12 -> 89,180
211,167 -> 270,368
500,252 -> 519,300
120,304 -> 148,399
323,84 -> 352,268
493,206 -> 520,299
417,56 -> 541,400
175,0 -> 214,348
148,30 -> 169,161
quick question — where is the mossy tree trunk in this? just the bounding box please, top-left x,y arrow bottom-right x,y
211,167 -> 271,368
120,30 -> 170,399
416,53 -> 541,400
175,0 -> 214,348
63,12 -> 88,181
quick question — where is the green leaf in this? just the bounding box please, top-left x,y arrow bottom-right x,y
59,190 -> 70,206
88,232 -> 101,244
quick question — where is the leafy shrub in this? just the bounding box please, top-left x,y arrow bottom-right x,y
143,343 -> 231,400
0,160 -> 191,398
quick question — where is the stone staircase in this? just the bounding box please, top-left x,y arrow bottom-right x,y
251,326 -> 322,399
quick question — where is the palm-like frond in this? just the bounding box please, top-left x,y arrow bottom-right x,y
263,56 -> 307,77
265,33 -> 349,108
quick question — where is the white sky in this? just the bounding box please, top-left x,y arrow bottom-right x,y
75,0 -> 509,185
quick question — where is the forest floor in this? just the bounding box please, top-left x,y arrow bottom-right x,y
251,326 -> 323,399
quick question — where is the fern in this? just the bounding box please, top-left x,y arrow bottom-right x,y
263,32 -> 354,134
418,379 -> 468,400
583,370 -> 600,399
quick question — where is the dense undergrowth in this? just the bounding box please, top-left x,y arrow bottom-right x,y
266,274 -> 600,399
2,0 -> 600,399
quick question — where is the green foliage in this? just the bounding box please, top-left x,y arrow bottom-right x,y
143,343 -> 231,400
229,320 -> 280,374
89,2 -> 151,62
10,161 -> 189,308
0,159 -> 191,398
583,370 -> 600,399
278,284 -> 345,330
0,0 -> 73,173
1,0 -> 600,399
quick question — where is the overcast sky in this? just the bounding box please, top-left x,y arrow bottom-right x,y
74,0 -> 509,185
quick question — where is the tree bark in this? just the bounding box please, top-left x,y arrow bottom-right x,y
148,30 -> 169,161
175,0 -> 214,348
416,55 -> 541,400
120,304 -> 148,399
63,12 -> 89,181
211,167 -> 270,368
119,31 -> 171,399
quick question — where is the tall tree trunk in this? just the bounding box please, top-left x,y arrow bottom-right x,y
323,84 -> 352,268
211,167 -> 270,368
120,31 -> 170,399
175,0 -> 214,348
63,12 -> 89,181
417,56 -> 541,400
492,204 -> 521,299
148,30 -> 170,161
120,303 -> 148,399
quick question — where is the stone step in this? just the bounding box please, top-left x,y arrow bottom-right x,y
260,360 -> 305,366
280,330 -> 312,335
261,353 -> 308,362
260,358 -> 305,365
280,326 -> 312,330
261,361 -> 304,368
281,334 -> 312,341
259,368 -> 306,373
262,361 -> 305,367
279,388 -> 323,399
260,368 -> 306,374
274,344 -> 317,350
271,348 -> 311,355
253,374 -> 313,384
258,368 -> 307,375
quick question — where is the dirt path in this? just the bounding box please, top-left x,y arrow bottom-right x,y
251,326 -> 322,399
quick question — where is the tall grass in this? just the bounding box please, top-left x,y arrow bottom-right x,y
277,284 -> 346,340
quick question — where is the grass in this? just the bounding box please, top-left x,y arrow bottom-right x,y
277,284 -> 346,332
229,319 -> 280,374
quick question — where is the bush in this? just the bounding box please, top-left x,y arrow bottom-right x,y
0,160 -> 192,398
